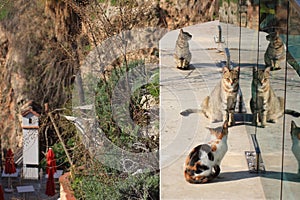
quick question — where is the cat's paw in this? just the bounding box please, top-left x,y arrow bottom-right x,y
177,65 -> 190,70
267,119 -> 277,123
252,121 -> 258,126
201,177 -> 209,183
270,67 -> 281,71
261,123 -> 267,128
228,120 -> 235,127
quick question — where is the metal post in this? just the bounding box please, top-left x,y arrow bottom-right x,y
225,47 -> 231,68
250,134 -> 265,173
214,25 -> 225,44
218,25 -> 222,43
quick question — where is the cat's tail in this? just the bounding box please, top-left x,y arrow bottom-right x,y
285,109 -> 300,117
210,165 -> 220,178
184,165 -> 220,184
180,109 -> 202,116
184,172 -> 213,184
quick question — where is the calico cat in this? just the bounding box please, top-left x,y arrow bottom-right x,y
174,29 -> 192,69
264,32 -> 285,71
201,66 -> 240,126
250,67 -> 284,127
184,121 -> 229,184
291,120 -> 300,174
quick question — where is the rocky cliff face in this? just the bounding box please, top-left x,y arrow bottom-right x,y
0,0 -> 218,152
0,0 -> 83,151
159,0 -> 218,29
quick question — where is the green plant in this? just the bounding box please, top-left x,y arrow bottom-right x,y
94,60 -> 159,150
118,172 -> 159,200
0,1 -> 11,20
72,170 -> 159,200
0,7 -> 8,20
71,60 -> 160,199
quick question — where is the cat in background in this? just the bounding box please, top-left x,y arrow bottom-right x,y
174,29 -> 192,70
250,67 -> 300,127
184,121 -> 229,184
250,67 -> 284,127
264,31 -> 285,71
201,66 -> 240,126
291,120 -> 300,174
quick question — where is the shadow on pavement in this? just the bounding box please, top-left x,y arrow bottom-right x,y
261,171 -> 300,183
204,170 -> 260,184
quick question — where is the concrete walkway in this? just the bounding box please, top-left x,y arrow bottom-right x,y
160,21 -> 300,200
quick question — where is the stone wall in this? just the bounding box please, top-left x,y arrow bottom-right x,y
59,172 -> 76,200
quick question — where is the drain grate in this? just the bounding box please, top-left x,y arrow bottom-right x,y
245,134 -> 266,173
245,151 -> 265,173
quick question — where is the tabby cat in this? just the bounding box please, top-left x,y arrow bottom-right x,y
184,121 -> 229,184
291,120 -> 300,174
250,67 -> 284,127
174,29 -> 192,70
201,66 -> 240,126
264,32 -> 285,71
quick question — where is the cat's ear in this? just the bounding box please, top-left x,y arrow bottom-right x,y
207,127 -> 214,132
223,120 -> 228,130
207,127 -> 217,135
233,66 -> 240,75
291,121 -> 297,136
222,66 -> 229,74
222,121 -> 229,135
291,120 -> 297,130
233,66 -> 240,72
264,67 -> 271,74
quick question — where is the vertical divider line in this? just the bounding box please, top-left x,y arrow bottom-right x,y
280,1 -> 290,199
226,0 -> 229,49
254,0 -> 261,139
239,0 -> 241,67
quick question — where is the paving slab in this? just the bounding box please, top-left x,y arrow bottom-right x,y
160,20 -> 300,200
1,173 -> 60,199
